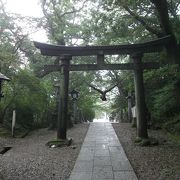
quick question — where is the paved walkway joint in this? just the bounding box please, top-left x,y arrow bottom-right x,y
69,122 -> 138,180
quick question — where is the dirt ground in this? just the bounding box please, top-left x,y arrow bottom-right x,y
113,123 -> 180,180
0,123 -> 89,180
1,122 -> 179,180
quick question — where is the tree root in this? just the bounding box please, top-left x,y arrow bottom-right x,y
135,137 -> 159,146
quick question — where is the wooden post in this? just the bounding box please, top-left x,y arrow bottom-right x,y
131,53 -> 148,139
57,55 -> 71,140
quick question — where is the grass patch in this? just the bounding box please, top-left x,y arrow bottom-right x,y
167,133 -> 180,146
0,125 -> 29,138
0,126 -> 11,137
162,115 -> 180,146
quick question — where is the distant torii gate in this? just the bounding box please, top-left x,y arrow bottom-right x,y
34,35 -> 171,140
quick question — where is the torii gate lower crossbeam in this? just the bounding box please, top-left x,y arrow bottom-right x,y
42,62 -> 158,74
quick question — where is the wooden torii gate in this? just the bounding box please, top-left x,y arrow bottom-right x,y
34,36 -> 171,141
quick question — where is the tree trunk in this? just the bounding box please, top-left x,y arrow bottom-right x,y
151,0 -> 180,65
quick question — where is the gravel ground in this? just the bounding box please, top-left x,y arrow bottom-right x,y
0,123 -> 89,180
113,123 -> 180,180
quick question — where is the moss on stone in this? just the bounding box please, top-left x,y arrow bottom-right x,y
46,138 -> 72,147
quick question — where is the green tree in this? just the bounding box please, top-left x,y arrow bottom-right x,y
1,70 -> 49,129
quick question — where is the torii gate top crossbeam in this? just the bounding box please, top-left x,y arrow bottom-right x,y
34,36 -> 171,57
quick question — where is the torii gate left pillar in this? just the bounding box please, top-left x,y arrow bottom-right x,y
57,55 -> 71,140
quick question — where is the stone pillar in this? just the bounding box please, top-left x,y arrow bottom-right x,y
57,55 -> 71,140
73,100 -> 77,124
0,81 -> 3,101
131,53 -> 148,139
127,91 -> 133,123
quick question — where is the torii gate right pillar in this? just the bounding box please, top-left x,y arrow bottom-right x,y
131,53 -> 148,139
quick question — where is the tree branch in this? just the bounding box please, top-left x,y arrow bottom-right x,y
167,1 -> 179,19
41,1 -> 65,44
108,71 -> 127,98
123,5 -> 164,37
60,0 -> 88,18
149,0 -> 172,35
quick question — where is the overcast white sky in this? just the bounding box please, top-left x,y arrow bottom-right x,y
6,0 -> 43,17
5,0 -> 48,42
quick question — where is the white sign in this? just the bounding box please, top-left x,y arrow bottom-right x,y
131,106 -> 136,118
12,110 -> 16,137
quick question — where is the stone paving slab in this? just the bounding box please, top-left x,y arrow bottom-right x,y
69,122 -> 138,180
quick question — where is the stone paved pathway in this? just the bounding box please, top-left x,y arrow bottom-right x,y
69,122 -> 138,180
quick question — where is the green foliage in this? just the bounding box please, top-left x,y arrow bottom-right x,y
40,0 -> 85,45
152,83 -> 178,120
15,71 -> 49,128
0,125 -> 11,137
81,106 -> 95,122
144,65 -> 180,122
111,95 -> 127,112
68,70 -> 97,122
163,114 -> 180,136
1,70 -> 50,130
